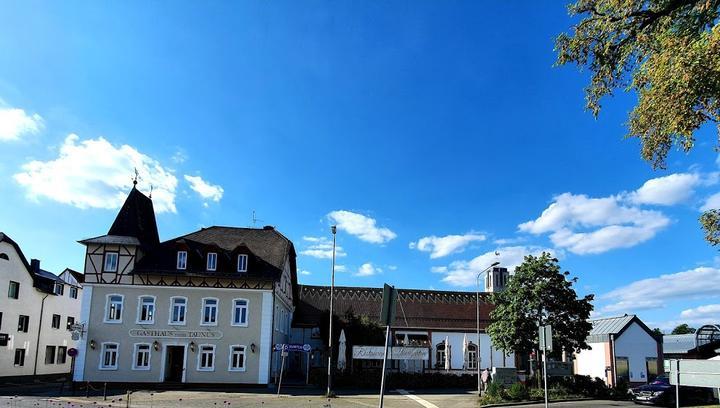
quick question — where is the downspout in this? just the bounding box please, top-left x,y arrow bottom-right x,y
610,334 -> 617,387
33,294 -> 49,376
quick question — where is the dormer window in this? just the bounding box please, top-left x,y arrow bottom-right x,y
207,252 -> 217,271
53,282 -> 64,296
177,251 -> 187,270
237,254 -> 248,272
104,252 -> 118,272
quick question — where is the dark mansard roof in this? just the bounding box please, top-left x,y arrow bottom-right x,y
107,186 -> 160,248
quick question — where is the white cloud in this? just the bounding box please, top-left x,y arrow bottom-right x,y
438,245 -> 557,287
14,134 -> 177,213
327,210 -> 396,244
519,193 -> 670,255
601,267 -> 720,313
356,262 -> 382,277
184,175 -> 224,203
700,192 -> 720,212
0,107 -> 44,141
300,270 -> 312,276
335,265 -> 347,273
680,304 -> 720,320
171,148 -> 188,164
410,233 -> 486,258
387,265 -> 398,271
299,236 -> 347,259
627,173 -> 700,206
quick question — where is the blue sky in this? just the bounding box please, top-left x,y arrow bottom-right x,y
1,1 -> 719,332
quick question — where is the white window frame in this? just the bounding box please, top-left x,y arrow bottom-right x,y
132,343 -> 151,371
200,297 -> 219,326
104,294 -> 124,324
99,342 -> 119,370
53,282 -> 64,296
231,298 -> 249,327
69,286 -> 78,299
103,252 -> 119,272
467,343 -> 478,370
197,344 -> 216,372
169,296 -> 188,325
228,345 -> 246,372
237,254 -> 248,272
136,295 -> 156,324
206,252 -> 217,271
177,251 -> 187,270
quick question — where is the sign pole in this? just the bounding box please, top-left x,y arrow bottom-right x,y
277,345 -> 287,397
675,359 -> 679,408
378,324 -> 391,408
543,348 -> 548,408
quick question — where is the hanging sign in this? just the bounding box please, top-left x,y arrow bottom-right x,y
274,343 -> 312,352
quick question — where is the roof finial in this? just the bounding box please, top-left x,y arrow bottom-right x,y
149,184 -> 154,199
132,168 -> 140,187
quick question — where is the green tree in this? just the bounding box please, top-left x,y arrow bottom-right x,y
488,253 -> 594,356
671,323 -> 697,334
652,327 -> 664,336
555,0 -> 720,243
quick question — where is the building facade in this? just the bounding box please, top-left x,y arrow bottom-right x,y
0,233 -> 82,379
574,315 -> 662,387
73,187 -> 297,385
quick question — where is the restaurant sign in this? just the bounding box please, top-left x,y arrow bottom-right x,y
352,346 -> 428,360
129,329 -> 223,339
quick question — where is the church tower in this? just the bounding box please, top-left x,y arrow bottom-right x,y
486,266 -> 510,293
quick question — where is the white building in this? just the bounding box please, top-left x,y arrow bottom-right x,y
73,186 -> 297,385
0,233 -> 83,380
574,315 -> 662,387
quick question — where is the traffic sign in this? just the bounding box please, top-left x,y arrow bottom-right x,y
539,325 -> 553,352
380,284 -> 397,326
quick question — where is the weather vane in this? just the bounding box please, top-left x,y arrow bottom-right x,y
132,168 -> 141,187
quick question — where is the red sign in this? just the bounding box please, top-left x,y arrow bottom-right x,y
67,348 -> 78,357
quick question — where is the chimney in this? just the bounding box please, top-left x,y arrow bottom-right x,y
263,225 -> 274,230
30,258 -> 40,273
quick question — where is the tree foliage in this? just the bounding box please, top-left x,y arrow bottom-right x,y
671,323 -> 697,334
556,0 -> 720,243
487,253 -> 594,355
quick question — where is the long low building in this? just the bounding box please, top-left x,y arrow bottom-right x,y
288,268 -> 517,381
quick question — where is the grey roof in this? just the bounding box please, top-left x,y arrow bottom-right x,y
586,315 -> 636,343
79,235 -> 141,246
35,269 -> 64,283
663,334 -> 697,354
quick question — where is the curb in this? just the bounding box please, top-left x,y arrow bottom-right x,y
480,397 -> 594,407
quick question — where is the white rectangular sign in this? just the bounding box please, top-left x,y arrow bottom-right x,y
129,329 -> 223,339
352,346 -> 428,360
668,359 -> 720,388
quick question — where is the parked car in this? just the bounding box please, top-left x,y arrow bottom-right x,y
630,376 -> 718,406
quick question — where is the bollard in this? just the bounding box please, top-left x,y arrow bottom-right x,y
86,382 -> 90,398
103,383 -> 107,401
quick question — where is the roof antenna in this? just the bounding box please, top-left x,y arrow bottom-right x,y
252,210 -> 263,227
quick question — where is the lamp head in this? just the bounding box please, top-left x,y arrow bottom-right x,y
331,225 -> 337,234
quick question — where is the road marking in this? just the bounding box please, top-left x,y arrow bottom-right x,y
395,389 -> 440,408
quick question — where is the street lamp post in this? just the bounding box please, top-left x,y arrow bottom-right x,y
477,261 -> 500,396
326,225 -> 337,397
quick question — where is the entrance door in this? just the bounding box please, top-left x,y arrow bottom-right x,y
165,346 -> 185,382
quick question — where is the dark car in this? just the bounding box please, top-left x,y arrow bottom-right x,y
631,376 -> 718,406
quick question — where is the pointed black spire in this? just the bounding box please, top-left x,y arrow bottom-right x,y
108,187 -> 160,249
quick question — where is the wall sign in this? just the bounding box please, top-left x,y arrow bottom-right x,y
274,343 -> 312,352
352,346 -> 428,360
129,329 -> 223,339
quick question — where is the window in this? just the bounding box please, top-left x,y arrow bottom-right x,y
105,295 -> 123,323
100,343 -> 119,370
104,252 -> 118,272
137,296 -> 155,324
170,297 -> 187,325
69,287 -> 78,299
237,254 -> 248,272
197,345 -> 215,371
207,252 -> 217,271
615,356 -> 629,383
177,251 -> 187,270
232,299 -> 248,326
467,343 -> 478,370
14,349 -> 25,366
8,281 -> 19,299
201,298 -> 218,326
0,253 -> 8,260
646,357 -> 658,382
133,344 -> 151,370
0,311 -> 3,330
66,316 -> 75,331
51,314 -> 61,329
57,346 -> 67,364
17,315 -> 29,332
229,345 -> 246,371
53,282 -> 64,296
435,343 -> 449,368
45,346 -> 56,364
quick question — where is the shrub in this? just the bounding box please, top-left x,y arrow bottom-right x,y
485,381 -> 505,398
529,388 -> 545,400
506,383 -> 529,401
